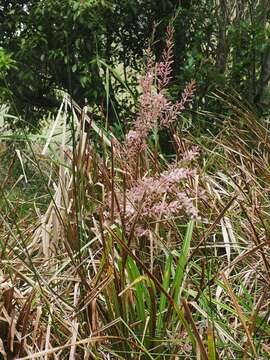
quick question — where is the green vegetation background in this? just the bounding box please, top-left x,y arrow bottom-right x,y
1,0 -> 270,132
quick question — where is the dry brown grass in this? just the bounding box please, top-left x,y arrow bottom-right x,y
0,94 -> 269,359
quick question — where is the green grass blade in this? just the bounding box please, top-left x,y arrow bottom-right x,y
207,323 -> 217,360
157,253 -> 172,334
172,221 -> 194,304
127,257 -> 147,325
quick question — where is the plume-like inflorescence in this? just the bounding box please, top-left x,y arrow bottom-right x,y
124,26 -> 196,163
181,146 -> 200,162
124,164 -> 199,221
125,72 -> 169,159
156,26 -> 175,90
109,26 -> 200,237
159,80 -> 196,128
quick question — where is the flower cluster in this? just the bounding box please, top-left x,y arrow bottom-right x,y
156,26 -> 175,90
107,26 -> 200,238
122,158 -> 200,230
125,72 -> 169,157
182,146 -> 200,162
123,26 -> 196,163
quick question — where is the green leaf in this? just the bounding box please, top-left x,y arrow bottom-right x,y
157,253 -> 172,334
172,221 -> 194,304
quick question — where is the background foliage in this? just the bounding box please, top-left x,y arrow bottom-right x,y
0,0 -> 270,130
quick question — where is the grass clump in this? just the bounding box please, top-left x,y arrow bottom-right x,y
0,31 -> 270,360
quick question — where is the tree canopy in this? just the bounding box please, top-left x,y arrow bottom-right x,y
0,0 -> 270,130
